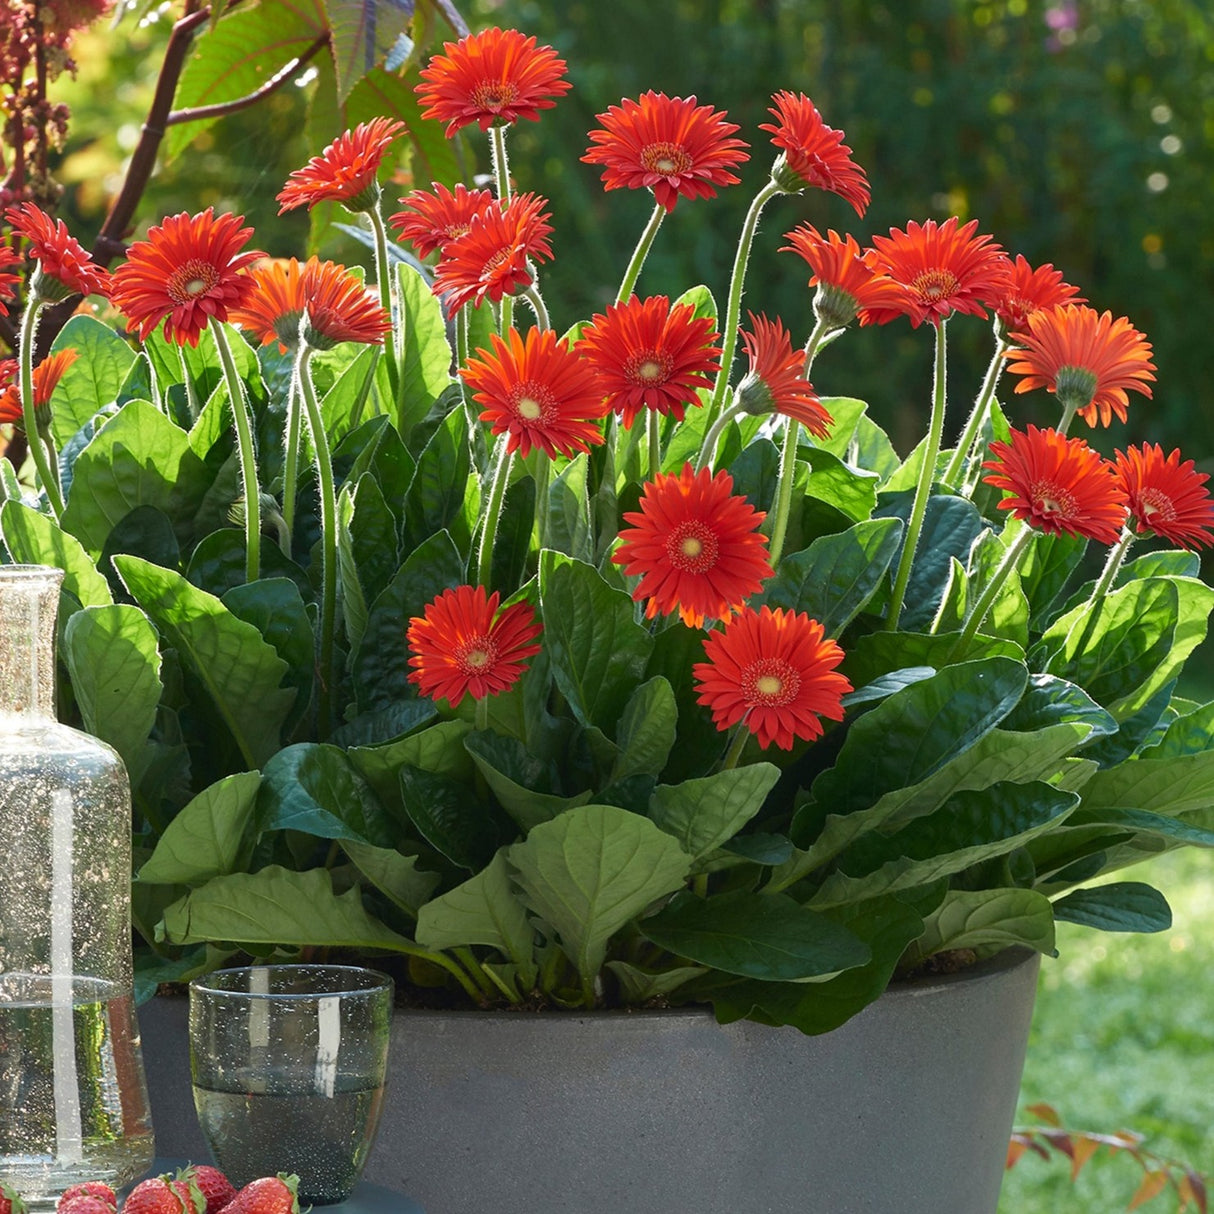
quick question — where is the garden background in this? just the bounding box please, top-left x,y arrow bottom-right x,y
37,0 -> 1214,1207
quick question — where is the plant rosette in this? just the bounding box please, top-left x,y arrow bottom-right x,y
3,26 -> 1214,1037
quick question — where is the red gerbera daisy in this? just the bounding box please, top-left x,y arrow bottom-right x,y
575,295 -> 721,428
230,256 -> 390,354
460,325 -> 609,460
407,584 -> 543,708
276,118 -> 405,215
389,182 -> 495,258
581,92 -> 750,214
432,192 -> 554,314
693,605 -> 851,751
109,208 -> 262,347
781,224 -> 908,329
735,313 -> 833,438
1113,444 -> 1214,550
0,348 -> 78,429
864,218 -> 1012,328
994,254 -> 1086,335
611,463 -> 774,629
758,92 -> 870,217
415,27 -> 572,138
982,424 -> 1128,544
1005,304 -> 1156,429
0,244 -> 23,317
5,202 -> 111,299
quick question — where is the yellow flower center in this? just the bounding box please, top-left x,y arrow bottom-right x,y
456,636 -> 497,676
472,80 -> 520,113
627,350 -> 674,388
167,258 -> 219,305
756,674 -> 783,697
911,269 -> 960,303
641,142 -> 693,176
742,659 -> 800,708
509,380 -> 558,429
1139,488 -> 1176,522
666,520 -> 718,573
1030,479 -> 1078,519
517,396 -> 544,420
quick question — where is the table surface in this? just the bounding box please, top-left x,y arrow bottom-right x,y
150,1159 -> 424,1213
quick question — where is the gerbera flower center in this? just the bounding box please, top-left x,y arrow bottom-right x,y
510,380 -> 557,424
456,636 -> 497,673
628,351 -> 673,385
742,659 -> 801,708
1138,488 -> 1177,523
472,80 -> 520,113
168,258 -> 219,304
911,269 -> 960,303
1030,479 -> 1079,519
666,520 -> 719,573
641,141 -> 693,176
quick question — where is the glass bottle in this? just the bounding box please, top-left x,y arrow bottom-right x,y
0,565 -> 155,1209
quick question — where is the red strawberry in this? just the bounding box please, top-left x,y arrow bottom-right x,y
55,1199 -> 113,1214
221,1176 -> 299,1214
0,1183 -> 26,1214
123,1176 -> 203,1214
178,1167 -> 236,1214
58,1183 -> 117,1211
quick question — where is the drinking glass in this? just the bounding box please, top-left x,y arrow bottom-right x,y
189,964 -> 393,1206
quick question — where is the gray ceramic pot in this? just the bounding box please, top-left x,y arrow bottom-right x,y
139,947 -> 1039,1214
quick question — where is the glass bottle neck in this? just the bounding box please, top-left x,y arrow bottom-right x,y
0,566 -> 63,719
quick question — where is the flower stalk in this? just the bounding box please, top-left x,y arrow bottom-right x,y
1072,527 -> 1136,656
16,295 -> 64,519
951,523 -> 1035,656
211,321 -> 262,582
942,332 -> 1010,488
367,204 -> 401,398
615,201 -> 666,303
478,443 -> 514,589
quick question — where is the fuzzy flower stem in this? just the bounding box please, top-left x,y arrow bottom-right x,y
767,315 -> 832,567
367,205 -> 401,398
295,343 -> 338,737
944,334 -> 1010,488
951,524 -> 1035,657
522,283 -> 550,331
705,180 -> 784,425
533,453 -> 550,552
887,316 -> 949,631
720,722 -> 751,772
1072,527 -> 1136,657
647,405 -> 662,482
212,321 -> 261,582
615,201 -> 666,304
1056,396 -> 1080,437
17,295 -> 64,519
477,442 -> 514,589
695,401 -> 748,473
489,125 -> 516,336
279,374 -> 301,558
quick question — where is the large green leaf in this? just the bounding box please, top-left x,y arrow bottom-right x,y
612,677 -> 678,783
539,552 -> 654,732
337,473 -> 399,656
904,888 -> 1057,966
61,399 -> 212,554
138,772 -> 261,885
0,500 -> 113,609
640,889 -> 870,981
1052,882 -> 1171,933
546,453 -> 594,562
328,0 -> 415,102
401,413 -> 474,554
160,866 -> 414,951
348,719 -> 471,812
1072,749 -> 1214,820
463,730 -> 591,832
400,765 -> 507,870
507,804 -> 691,985
49,316 -> 136,447
341,840 -> 441,918
841,629 -> 1023,688
63,605 -> 162,784
757,517 -> 902,636
395,261 -> 454,440
114,555 -> 294,768
649,764 -> 781,866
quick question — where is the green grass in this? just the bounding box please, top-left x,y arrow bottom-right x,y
999,848 -> 1214,1211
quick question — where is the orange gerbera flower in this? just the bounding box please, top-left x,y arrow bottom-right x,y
575,295 -> 721,428
407,585 -> 543,708
0,348 -> 78,429
276,118 -> 405,215
5,202 -> 111,299
994,254 -> 1085,334
864,218 -> 1011,328
415,27 -> 572,138
693,605 -> 851,751
109,209 -> 261,347
389,182 -> 495,258
982,424 -> 1128,544
781,225 -> 908,329
1113,444 -> 1214,550
581,92 -> 750,213
0,244 -> 23,316
230,256 -> 390,354
1005,304 -> 1156,429
735,313 -> 833,438
432,192 -> 554,314
460,326 -> 609,460
758,92 -> 870,217
611,463 -> 774,629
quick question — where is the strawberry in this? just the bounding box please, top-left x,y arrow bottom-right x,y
57,1183 -> 117,1211
55,1199 -> 113,1214
0,1183 -> 26,1214
123,1176 -> 203,1214
221,1176 -> 300,1214
178,1167 -> 236,1214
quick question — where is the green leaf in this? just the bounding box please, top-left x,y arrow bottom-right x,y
114,555 -> 294,768
757,517 -> 902,636
138,772 -> 261,885
63,605 -> 162,784
612,677 -> 678,783
1073,749 -> 1214,820
605,960 -> 707,1002
1003,673 -> 1118,739
1146,700 -> 1214,759
905,888 -> 1057,966
0,500 -> 113,609
640,889 -> 870,981
395,262 -> 455,440
539,552 -> 654,732
400,765 -> 506,870
507,804 -> 691,985
342,840 -> 441,917
401,411 -> 474,553
801,445 -> 880,522
161,865 -> 414,951
463,730 -> 591,832
415,851 -> 535,977
337,473 -> 399,657
649,764 -> 781,866
260,743 -> 393,847
841,629 -> 1023,688
328,0 -> 415,102
546,453 -> 594,562
1052,882 -> 1171,933
49,316 -> 136,447
60,399 -> 212,554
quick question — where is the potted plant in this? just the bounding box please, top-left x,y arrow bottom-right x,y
3,19 -> 1214,1214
